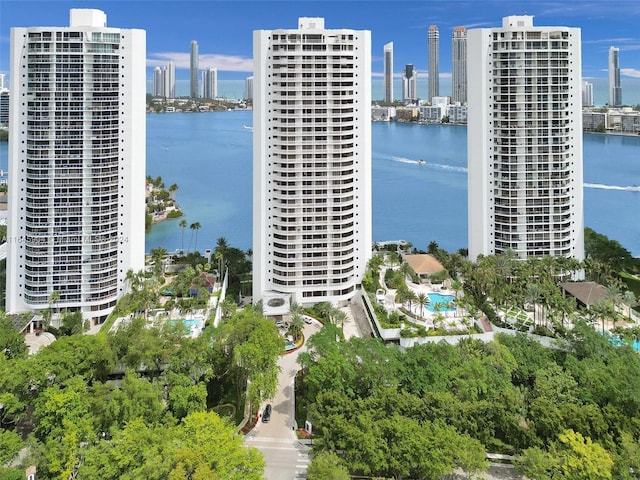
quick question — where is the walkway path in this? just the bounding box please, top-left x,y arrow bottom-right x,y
244,320 -> 321,480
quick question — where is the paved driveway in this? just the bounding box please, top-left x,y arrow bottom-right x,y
244,320 -> 321,479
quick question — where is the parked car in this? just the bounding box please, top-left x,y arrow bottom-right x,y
303,316 -> 312,324
262,404 -> 272,423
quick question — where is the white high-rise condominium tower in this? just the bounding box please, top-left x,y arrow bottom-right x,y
7,9 -> 146,325
402,64 -> 418,103
202,66 -> 217,99
428,25 -> 439,102
253,17 -> 372,310
164,61 -> 175,98
244,76 -> 253,101
582,80 -> 593,107
190,40 -> 199,98
153,66 -> 164,96
451,26 -> 467,104
467,15 -> 584,263
608,46 -> 622,106
383,42 -> 394,103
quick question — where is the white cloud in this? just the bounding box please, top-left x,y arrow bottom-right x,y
621,68 -> 640,78
582,37 -> 636,45
147,52 -> 253,72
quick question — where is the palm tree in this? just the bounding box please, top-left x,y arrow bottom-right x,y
591,299 -> 616,334
179,219 -> 187,252
290,301 -> 304,317
150,246 -> 167,279
525,283 -> 542,327
168,183 -> 178,200
215,237 -> 229,276
289,314 -> 305,340
191,222 -> 201,252
314,302 -> 334,323
332,309 -> 348,329
416,293 -> 429,321
406,289 -> 418,316
220,297 -> 237,319
623,290 -> 637,321
188,222 -> 198,252
45,290 -> 60,329
399,261 -> 413,283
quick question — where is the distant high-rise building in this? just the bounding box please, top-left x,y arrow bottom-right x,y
402,64 -> 418,103
190,40 -> 199,98
164,61 -> 175,98
253,17 -> 372,310
0,74 -> 7,126
383,42 -> 394,103
7,9 -> 146,325
153,66 -> 164,96
467,15 -> 584,263
582,80 -> 593,107
428,25 -> 439,102
609,46 -> 622,106
202,66 -> 217,99
0,90 -> 9,125
245,75 -> 253,101
451,26 -> 467,103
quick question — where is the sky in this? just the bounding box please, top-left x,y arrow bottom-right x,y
1,0 -> 639,83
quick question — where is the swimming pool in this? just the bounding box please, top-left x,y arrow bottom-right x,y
424,293 -> 456,312
604,333 -> 640,352
169,318 -> 203,333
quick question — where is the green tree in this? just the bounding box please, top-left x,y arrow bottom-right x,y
516,429 -> 613,480
191,221 -> 202,252
77,417 -> 171,479
215,307 -> 283,413
289,313 -> 304,341
167,375 -> 208,420
60,310 -> 85,336
167,411 -> 265,479
179,219 -> 188,252
0,316 -> 28,359
306,451 -> 350,480
0,429 -> 23,465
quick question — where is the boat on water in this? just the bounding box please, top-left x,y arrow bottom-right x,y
417,159 -> 425,165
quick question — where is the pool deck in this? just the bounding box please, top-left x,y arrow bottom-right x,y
378,265 -> 472,331
109,307 -> 206,338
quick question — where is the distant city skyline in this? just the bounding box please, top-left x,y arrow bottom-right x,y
2,1 -> 640,85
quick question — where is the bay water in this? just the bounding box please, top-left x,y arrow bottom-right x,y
143,110 -> 639,257
1,110 -> 638,256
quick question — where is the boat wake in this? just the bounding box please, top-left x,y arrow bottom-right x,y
384,154 -> 468,173
585,183 -> 640,192
382,155 -> 640,192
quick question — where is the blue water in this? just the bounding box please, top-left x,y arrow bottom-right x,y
605,333 -> 640,352
1,109 -> 639,256
143,111 -> 640,256
170,318 -> 201,329
425,293 -> 456,312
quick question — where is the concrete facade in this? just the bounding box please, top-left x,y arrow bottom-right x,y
467,16 -> 584,263
7,9 -> 146,325
253,17 -> 372,308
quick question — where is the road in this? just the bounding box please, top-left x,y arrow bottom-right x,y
244,319 -> 321,480
244,297 -> 371,480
